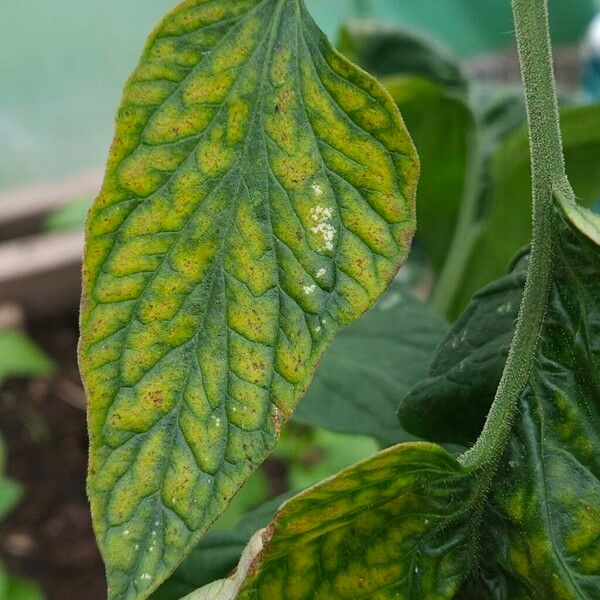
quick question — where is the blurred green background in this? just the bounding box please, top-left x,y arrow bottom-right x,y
0,0 -> 595,190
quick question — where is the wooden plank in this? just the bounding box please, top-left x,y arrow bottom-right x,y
0,304 -> 25,331
0,230 -> 84,319
464,45 -> 580,87
0,170 -> 101,241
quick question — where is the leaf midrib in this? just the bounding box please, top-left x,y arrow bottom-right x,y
100,3 -> 287,597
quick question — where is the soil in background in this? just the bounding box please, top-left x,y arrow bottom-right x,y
0,314 -> 106,599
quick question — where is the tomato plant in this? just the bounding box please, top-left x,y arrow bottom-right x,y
80,0 -> 600,598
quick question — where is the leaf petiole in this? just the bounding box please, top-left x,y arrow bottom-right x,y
460,0 -> 570,470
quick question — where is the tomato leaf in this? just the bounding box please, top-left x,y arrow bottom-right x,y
79,1 -> 418,597
449,103 -> 600,316
293,281 -> 448,445
398,253 -> 525,446
338,20 -> 467,93
471,198 -> 600,597
205,443 -> 477,599
220,196 -> 600,599
151,495 -> 290,600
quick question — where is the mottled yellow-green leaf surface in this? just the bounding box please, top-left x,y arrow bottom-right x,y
79,0 -> 418,597
230,199 -> 600,599
236,442 -> 478,599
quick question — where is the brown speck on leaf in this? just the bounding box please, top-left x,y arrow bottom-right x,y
234,526 -> 272,586
272,407 -> 284,437
261,523 -> 275,548
146,389 -> 165,408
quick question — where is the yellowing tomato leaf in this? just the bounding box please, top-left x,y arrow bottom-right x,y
224,196 -> 600,599
398,252 -> 526,446
79,1 -> 418,598
208,443 -> 478,599
471,196 -> 600,598
151,494 -> 292,600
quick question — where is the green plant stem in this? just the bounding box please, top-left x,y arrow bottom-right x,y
430,128 -> 485,316
460,0 -> 567,470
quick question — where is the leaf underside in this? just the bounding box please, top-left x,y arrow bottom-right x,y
79,0 -> 417,597
228,198 -> 600,599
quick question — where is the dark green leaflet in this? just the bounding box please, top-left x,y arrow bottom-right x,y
338,20 -> 467,93
294,281 -> 448,445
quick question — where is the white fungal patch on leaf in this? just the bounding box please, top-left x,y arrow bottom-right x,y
311,182 -> 324,197
309,205 -> 333,222
309,205 -> 336,251
496,303 -> 513,314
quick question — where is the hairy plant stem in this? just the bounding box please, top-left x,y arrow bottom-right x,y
460,0 -> 568,470
431,127 -> 485,316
